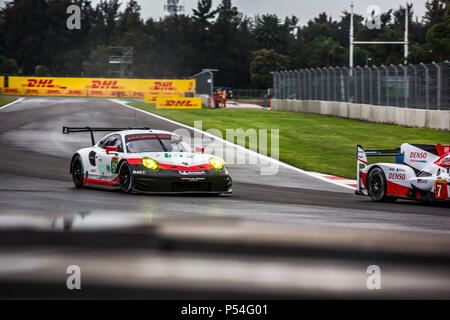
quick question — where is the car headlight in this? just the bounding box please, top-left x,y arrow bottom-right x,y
209,157 -> 224,170
142,158 -> 158,170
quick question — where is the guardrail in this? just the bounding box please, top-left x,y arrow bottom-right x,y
272,62 -> 450,110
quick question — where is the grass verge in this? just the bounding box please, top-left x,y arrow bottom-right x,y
129,102 -> 449,179
0,97 -> 16,107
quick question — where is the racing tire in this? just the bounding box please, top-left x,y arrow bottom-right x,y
71,155 -> 84,188
367,167 -> 396,202
118,162 -> 133,193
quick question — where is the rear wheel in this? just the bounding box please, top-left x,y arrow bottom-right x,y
367,167 -> 396,202
119,162 -> 133,193
71,155 -> 84,188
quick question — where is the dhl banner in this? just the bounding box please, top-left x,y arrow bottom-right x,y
144,92 -> 184,103
0,76 -> 196,98
156,96 -> 202,109
0,76 -> 4,89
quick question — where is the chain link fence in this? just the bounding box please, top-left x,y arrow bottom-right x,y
272,62 -> 450,110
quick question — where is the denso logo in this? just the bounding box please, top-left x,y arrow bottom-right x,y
90,80 -> 119,89
163,100 -> 193,107
410,152 -> 427,159
388,173 -> 406,180
151,81 -> 175,91
27,79 -> 55,88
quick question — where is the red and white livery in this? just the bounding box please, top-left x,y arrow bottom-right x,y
356,143 -> 450,202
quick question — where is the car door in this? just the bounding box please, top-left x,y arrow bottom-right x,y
97,134 -> 124,179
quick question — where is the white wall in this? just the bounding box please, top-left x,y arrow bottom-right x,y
272,99 -> 450,131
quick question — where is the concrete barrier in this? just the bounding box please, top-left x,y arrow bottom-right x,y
272,99 -> 450,131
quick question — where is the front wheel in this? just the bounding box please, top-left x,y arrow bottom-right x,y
118,162 -> 133,193
71,155 -> 84,188
367,167 -> 395,202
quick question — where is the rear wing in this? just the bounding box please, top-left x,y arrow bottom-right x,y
62,126 -> 150,146
356,145 -> 403,192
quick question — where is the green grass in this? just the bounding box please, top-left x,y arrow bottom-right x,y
129,102 -> 450,179
0,97 -> 16,107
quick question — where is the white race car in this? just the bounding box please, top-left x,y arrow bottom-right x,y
63,127 -> 232,194
356,143 -> 450,202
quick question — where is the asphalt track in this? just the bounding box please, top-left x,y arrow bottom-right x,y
1,97 -> 449,298
0,97 -> 449,233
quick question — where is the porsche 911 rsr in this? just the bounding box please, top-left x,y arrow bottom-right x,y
356,143 -> 450,202
63,127 -> 232,194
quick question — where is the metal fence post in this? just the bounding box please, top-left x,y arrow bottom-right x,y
409,64 -> 418,108
420,63 -> 429,109
391,64 -> 399,107
290,70 -> 296,99
287,71 -> 292,99
331,67 -> 337,101
285,71 -> 290,99
305,69 -> 311,100
317,68 -> 323,100
365,65 -> 373,105
357,66 -> 364,103
381,65 -> 389,106
373,66 -> 381,106
354,66 -> 358,103
432,62 -> 441,110
300,70 -> 306,100
271,72 -> 276,99
312,68 -> 317,100
399,64 -> 408,108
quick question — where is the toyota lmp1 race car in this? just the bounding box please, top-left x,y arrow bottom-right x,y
63,127 -> 232,194
356,143 -> 450,202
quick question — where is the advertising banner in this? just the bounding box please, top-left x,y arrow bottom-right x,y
144,92 -> 184,103
156,96 -> 202,109
1,76 -> 196,98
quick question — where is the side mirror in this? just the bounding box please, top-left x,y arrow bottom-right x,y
195,146 -> 205,154
106,146 -> 118,155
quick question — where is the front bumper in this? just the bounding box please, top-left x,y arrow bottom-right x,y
130,165 -> 232,193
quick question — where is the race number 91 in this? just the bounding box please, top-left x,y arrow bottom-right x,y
225,305 -> 268,315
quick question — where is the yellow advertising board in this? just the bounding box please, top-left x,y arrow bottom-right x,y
156,96 -> 202,109
0,76 -> 4,89
144,92 -> 184,103
1,76 -> 196,98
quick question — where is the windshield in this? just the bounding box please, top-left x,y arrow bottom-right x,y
125,134 -> 191,153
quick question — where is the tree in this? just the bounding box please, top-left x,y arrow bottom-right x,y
35,65 -> 50,76
423,0 -> 447,27
193,0 -> 218,30
250,49 -> 289,88
425,4 -> 450,62
0,55 -> 19,74
254,14 -> 283,50
82,45 -> 110,77
306,37 -> 348,67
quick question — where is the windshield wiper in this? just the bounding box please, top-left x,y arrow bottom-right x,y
155,136 -> 168,152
